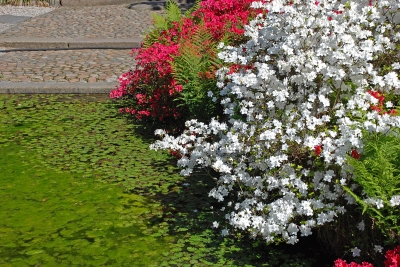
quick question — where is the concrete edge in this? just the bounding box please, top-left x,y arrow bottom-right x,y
0,82 -> 117,94
0,37 -> 143,50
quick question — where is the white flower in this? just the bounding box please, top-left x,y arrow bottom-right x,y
384,72 -> 400,88
390,195 -> 400,206
392,62 -> 400,69
374,245 -> 383,253
375,199 -> 384,209
357,221 -> 365,231
351,247 -> 361,257
213,221 -> 219,228
221,229 -> 229,236
386,101 -> 394,108
364,197 -> 385,209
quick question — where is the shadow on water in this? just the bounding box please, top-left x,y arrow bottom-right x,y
146,166 -> 336,266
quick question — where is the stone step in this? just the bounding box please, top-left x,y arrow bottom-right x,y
0,37 -> 142,50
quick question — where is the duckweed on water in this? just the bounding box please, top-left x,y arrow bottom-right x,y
0,94 -> 331,267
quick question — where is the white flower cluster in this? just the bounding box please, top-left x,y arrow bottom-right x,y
151,0 -> 400,244
390,195 -> 400,206
362,194 -> 400,209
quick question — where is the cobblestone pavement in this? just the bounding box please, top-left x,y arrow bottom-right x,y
0,5 -> 159,39
0,49 -> 137,83
0,4 -> 160,90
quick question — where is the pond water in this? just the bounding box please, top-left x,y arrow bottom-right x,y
0,94 -> 176,266
0,144 -> 174,266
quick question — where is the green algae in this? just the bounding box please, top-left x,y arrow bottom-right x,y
0,94 -> 331,267
0,146 -> 173,266
0,94 -> 176,266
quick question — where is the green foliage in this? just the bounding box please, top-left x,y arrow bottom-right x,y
343,129 -> 400,242
171,24 -> 224,122
183,0 -> 201,17
143,0 -> 200,48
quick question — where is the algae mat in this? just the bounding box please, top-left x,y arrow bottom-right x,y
0,94 -> 177,266
0,151 -> 172,266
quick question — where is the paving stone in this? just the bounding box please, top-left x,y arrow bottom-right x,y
0,14 -> 31,24
0,5 -> 161,40
0,49 -> 136,83
0,4 -> 164,93
87,77 -> 97,83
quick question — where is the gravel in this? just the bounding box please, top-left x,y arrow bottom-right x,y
0,5 -> 57,17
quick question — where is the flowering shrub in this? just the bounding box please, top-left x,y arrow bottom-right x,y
333,245 -> 400,267
110,0 -> 266,127
151,0 -> 400,245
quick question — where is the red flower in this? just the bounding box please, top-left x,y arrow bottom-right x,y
333,258 -> 373,267
384,245 -> 400,267
351,149 -> 361,159
314,145 -> 322,156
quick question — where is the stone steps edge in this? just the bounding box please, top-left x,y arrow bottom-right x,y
0,81 -> 116,94
0,37 -> 143,50
0,0 -> 196,7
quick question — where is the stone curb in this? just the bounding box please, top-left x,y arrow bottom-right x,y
0,81 -> 116,94
60,0 -> 135,6
60,0 -> 195,7
0,37 -> 143,50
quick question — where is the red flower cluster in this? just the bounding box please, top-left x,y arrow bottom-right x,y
333,245 -> 400,267
314,145 -> 360,159
367,90 -> 397,115
110,0 -> 267,124
191,0 -> 265,39
385,245 -> 400,267
333,259 -> 373,267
